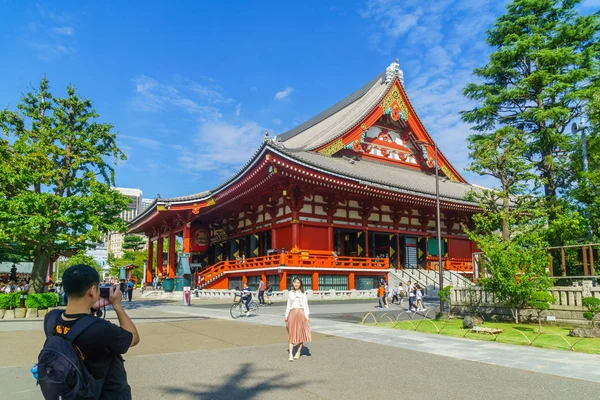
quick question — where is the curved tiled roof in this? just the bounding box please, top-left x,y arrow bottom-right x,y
278,71 -> 390,150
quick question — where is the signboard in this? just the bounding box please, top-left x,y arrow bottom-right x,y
546,315 -> 556,321
183,286 -> 191,306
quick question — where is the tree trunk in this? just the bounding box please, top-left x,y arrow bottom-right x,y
502,196 -> 510,241
29,249 -> 52,294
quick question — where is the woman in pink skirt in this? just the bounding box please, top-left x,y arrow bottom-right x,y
285,277 -> 311,362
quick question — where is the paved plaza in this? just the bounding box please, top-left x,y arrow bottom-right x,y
1,298 -> 600,399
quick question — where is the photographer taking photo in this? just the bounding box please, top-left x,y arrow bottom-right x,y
38,264 -> 140,399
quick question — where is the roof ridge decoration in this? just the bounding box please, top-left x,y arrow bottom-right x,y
385,59 -> 404,86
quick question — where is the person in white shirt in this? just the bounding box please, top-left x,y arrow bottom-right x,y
416,285 -> 426,312
407,280 -> 416,312
284,277 -> 311,362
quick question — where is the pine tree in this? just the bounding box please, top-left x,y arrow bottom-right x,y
462,0 -> 600,236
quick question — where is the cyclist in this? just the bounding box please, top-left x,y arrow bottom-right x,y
241,282 -> 252,316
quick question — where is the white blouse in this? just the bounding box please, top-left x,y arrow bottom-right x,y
285,290 -> 310,319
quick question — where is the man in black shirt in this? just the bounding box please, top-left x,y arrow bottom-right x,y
44,264 -> 140,399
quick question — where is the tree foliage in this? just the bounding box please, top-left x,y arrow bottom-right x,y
109,250 -> 147,284
122,235 -> 146,252
528,291 -> 556,331
462,0 -> 600,233
0,78 -> 129,293
62,252 -> 103,278
582,296 -> 600,327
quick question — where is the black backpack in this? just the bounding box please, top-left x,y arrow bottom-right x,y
37,310 -> 103,400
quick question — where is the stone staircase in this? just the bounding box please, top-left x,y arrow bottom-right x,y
387,268 -> 473,299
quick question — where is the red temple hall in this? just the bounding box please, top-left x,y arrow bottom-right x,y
128,61 -> 479,291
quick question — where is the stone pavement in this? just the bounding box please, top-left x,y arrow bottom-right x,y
1,300 -> 600,399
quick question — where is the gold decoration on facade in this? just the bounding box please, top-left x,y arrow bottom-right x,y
157,205 -> 167,212
380,85 -> 410,120
207,198 -> 216,206
440,164 -> 459,182
319,138 -> 344,156
361,123 -> 367,131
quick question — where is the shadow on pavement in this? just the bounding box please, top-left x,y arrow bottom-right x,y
159,362 -> 314,399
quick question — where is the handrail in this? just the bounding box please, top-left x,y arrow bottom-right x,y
198,252 -> 390,287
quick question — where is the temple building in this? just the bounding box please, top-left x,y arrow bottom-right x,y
128,61 -> 479,291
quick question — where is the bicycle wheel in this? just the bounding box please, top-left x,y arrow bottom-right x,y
230,303 -> 242,319
249,301 -> 259,317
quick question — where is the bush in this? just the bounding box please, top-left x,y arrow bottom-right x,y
582,297 -> 600,326
41,293 -> 59,308
25,294 -> 46,309
0,294 -> 12,309
1,292 -> 21,309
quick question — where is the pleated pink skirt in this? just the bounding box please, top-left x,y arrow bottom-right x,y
286,308 -> 312,344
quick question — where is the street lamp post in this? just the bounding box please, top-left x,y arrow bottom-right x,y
572,120 -> 594,243
415,139 -> 445,312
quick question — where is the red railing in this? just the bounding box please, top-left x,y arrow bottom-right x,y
198,251 -> 390,285
426,257 -> 473,272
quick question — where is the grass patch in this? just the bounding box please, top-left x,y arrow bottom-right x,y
370,319 -> 600,354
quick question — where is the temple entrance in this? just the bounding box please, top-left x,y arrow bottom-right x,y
369,232 -> 391,258
401,236 -> 418,269
334,228 -> 367,257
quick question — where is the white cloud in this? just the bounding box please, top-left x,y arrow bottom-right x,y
274,86 -> 294,100
52,26 -> 74,36
272,118 -> 282,125
177,121 -> 266,174
26,6 -> 78,60
131,75 -> 222,119
235,103 -> 242,117
119,135 -> 162,150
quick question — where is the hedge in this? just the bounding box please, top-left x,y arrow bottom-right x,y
0,292 -> 21,310
25,293 -> 59,309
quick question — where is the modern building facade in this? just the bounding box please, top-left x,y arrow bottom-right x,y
129,62 -> 479,291
108,187 -> 147,258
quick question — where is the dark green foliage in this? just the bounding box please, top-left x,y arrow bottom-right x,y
0,292 -> 21,309
25,294 -> 46,309
438,286 -> 453,304
582,297 -> 600,326
122,235 -> 146,252
0,78 -> 130,292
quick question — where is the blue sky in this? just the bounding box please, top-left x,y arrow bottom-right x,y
1,0 -> 599,199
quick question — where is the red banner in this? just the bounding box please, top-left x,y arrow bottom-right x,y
190,225 -> 209,252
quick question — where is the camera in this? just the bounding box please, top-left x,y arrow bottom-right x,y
99,284 -> 113,298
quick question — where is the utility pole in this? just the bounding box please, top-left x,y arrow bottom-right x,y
572,120 -> 594,243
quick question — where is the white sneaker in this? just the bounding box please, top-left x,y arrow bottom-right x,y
385,305 -> 389,308
289,354 -> 294,362
246,311 -> 250,316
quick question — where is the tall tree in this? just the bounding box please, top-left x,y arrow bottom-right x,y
62,252 -> 104,277
465,127 -> 551,324
0,78 -> 129,293
462,0 -> 600,233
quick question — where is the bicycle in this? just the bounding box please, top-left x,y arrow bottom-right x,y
230,292 -> 259,319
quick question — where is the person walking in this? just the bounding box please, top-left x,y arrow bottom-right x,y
377,282 -> 385,308
407,280 -> 416,312
383,280 -> 389,308
397,282 -> 405,307
266,281 -> 273,305
285,277 -> 311,362
257,279 -> 265,305
391,285 -> 399,305
126,280 -> 134,302
416,285 -> 426,312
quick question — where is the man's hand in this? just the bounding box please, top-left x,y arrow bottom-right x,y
92,297 -> 110,311
109,285 -> 123,307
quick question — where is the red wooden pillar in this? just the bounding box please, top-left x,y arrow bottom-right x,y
327,215 -> 334,251
280,270 -> 287,291
312,271 -> 319,291
48,261 -> 54,283
156,236 -> 164,278
168,231 -> 176,278
291,210 -> 300,249
261,272 -> 267,285
348,272 -> 355,290
146,238 -> 154,284
183,222 -> 191,253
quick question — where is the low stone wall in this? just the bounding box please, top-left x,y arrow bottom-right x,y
141,289 -> 379,301
0,307 -> 56,320
450,283 -> 600,325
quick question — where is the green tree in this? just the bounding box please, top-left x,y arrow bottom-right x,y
62,252 -> 103,277
0,78 -> 129,293
122,235 -> 146,252
528,291 -> 556,332
109,250 -> 146,284
464,121 -> 551,325
462,0 -> 600,237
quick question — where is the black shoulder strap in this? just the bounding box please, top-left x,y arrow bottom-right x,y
44,309 -> 64,338
64,315 -> 100,344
